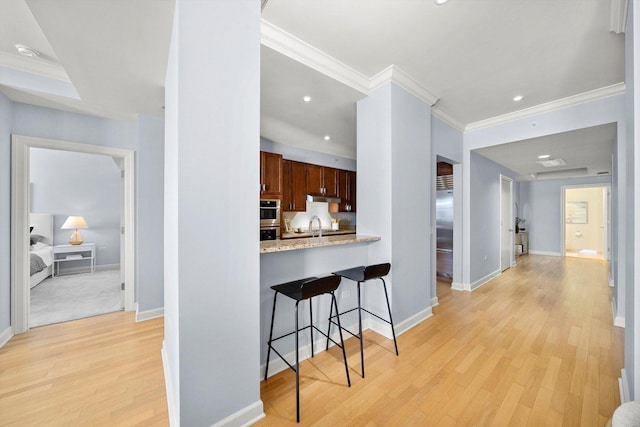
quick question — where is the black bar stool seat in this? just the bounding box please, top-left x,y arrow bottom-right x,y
264,275 -> 351,423
328,263 -> 398,378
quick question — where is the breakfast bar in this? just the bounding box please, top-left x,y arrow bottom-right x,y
259,233 -> 381,379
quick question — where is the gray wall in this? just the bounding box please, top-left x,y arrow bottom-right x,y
137,115 -> 164,312
0,92 -> 12,336
30,148 -> 121,268
469,152 -> 517,283
518,176 -> 611,255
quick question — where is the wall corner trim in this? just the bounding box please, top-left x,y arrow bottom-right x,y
211,400 -> 265,427
0,326 -> 13,349
451,282 -> 464,291
611,299 -> 626,328
431,297 -> 439,307
619,369 -> 630,403
161,342 -> 179,427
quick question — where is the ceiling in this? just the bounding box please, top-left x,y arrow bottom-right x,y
0,0 -> 625,175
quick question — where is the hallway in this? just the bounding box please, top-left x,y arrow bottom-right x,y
258,255 -> 623,425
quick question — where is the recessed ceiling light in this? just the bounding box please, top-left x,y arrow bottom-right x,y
537,154 -> 550,159
15,44 -> 39,58
434,0 -> 449,4
513,95 -> 524,102
303,96 -> 312,102
324,135 -> 330,141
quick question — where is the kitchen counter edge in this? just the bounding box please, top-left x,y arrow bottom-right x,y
260,234 -> 380,253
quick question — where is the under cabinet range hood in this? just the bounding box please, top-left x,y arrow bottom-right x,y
307,194 -> 341,203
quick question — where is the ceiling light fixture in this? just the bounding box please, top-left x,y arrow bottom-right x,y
324,135 -> 330,141
303,96 -> 312,102
537,154 -> 551,159
513,95 -> 524,102
434,0 -> 449,4
15,44 -> 39,58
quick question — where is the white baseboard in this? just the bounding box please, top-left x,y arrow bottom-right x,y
611,299 -> 625,328
609,273 -> 615,288
0,326 -> 13,349
451,282 -> 464,291
387,306 -> 432,337
468,269 -> 501,292
619,369 -> 630,404
211,400 -> 265,427
431,296 -> 439,307
161,342 -> 179,427
528,250 -> 562,257
136,304 -> 164,322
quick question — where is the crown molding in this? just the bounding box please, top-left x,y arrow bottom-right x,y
465,82 -> 626,132
610,0 -> 628,34
432,108 -> 465,132
369,65 -> 440,106
260,19 -> 370,94
0,51 -> 68,82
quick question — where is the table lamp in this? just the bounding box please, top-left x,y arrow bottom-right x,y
61,216 -> 88,245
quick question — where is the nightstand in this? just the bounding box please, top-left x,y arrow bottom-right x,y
52,243 -> 96,277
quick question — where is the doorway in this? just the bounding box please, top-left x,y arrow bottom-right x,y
563,185 -> 609,261
11,134 -> 135,334
500,175 -> 513,272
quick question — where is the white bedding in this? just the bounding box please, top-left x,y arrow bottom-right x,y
31,242 -> 53,267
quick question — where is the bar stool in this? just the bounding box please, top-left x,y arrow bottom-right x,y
264,275 -> 351,423
327,263 -> 398,378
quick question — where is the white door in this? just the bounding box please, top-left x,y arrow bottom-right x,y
500,176 -> 513,271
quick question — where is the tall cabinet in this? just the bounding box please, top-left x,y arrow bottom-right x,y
260,151 -> 282,197
338,169 -> 356,212
282,159 -> 306,212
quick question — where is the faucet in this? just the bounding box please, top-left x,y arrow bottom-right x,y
309,216 -> 322,237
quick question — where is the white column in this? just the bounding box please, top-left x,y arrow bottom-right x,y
164,0 -> 263,425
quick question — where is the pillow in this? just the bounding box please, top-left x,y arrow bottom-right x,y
30,234 -> 45,245
30,241 -> 47,250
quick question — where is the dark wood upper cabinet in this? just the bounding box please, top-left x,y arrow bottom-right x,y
282,160 -> 306,212
338,169 -> 356,212
306,164 -> 338,197
260,151 -> 282,196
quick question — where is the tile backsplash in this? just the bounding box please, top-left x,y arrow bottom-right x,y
283,202 -> 355,231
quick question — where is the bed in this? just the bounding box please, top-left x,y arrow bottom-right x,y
29,213 -> 54,289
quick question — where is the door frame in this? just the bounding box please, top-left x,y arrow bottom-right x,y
561,183 -> 611,259
11,134 -> 135,334
499,175 -> 514,272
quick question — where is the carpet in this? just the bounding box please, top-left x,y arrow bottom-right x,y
30,268 -> 122,328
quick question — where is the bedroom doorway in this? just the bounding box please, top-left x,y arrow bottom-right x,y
500,175 -> 513,272
11,135 -> 135,334
563,185 -> 610,261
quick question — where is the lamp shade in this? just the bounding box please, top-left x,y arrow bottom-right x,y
61,216 -> 88,245
61,216 -> 88,230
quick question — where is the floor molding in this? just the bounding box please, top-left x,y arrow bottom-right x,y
611,299 -> 625,328
619,369 -> 630,404
390,306 -> 433,337
136,305 -> 164,322
468,269 -> 501,291
161,342 -> 179,427
211,400 -> 265,427
431,296 -> 439,307
528,250 -> 563,257
0,326 -> 13,349
451,281 -> 464,291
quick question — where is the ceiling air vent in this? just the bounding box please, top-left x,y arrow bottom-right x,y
536,158 -> 567,167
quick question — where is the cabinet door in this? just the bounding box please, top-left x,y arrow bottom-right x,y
260,151 -> 282,196
323,167 -> 338,197
338,170 -> 356,212
306,164 -> 324,195
282,160 -> 306,212
290,161 -> 307,211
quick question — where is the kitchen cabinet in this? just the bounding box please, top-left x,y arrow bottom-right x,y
282,160 -> 306,211
338,169 -> 356,212
260,151 -> 282,196
306,164 -> 338,197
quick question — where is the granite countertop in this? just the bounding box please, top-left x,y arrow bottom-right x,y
281,228 -> 356,239
260,234 -> 380,253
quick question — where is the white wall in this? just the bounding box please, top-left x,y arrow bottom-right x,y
137,115 -> 164,313
357,82 -> 432,326
164,0 -> 262,425
518,176 -> 611,256
261,137 -> 356,171
30,148 -> 121,268
0,92 -> 12,336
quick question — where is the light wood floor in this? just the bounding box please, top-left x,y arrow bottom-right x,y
0,312 -> 167,426
258,255 -> 624,426
0,255 -> 623,426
